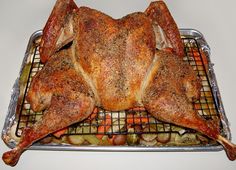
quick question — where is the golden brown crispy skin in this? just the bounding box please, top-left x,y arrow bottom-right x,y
3,0 -> 236,166
27,49 -> 94,111
74,8 -> 156,110
143,51 -> 219,139
3,49 -> 95,166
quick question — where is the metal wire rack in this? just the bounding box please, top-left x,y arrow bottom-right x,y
15,37 -> 221,140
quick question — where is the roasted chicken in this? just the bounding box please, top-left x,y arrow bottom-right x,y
3,0 -> 236,166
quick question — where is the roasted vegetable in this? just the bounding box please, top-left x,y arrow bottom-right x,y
96,114 -> 112,139
127,128 -> 140,145
196,133 -> 209,144
67,135 -> 85,145
140,139 -> 157,146
83,135 -> 100,145
127,134 -> 140,146
39,136 -> 53,144
156,132 -> 171,144
99,135 -> 113,145
112,135 -> 127,145
126,114 -> 149,125
170,133 -> 201,146
53,127 -> 68,138
141,126 -> 158,142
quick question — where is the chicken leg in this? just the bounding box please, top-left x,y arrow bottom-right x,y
143,51 -> 236,160
2,94 -> 95,166
2,49 -> 96,166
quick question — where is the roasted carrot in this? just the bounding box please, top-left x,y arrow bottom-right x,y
53,127 -> 68,138
200,49 -> 209,66
96,114 -> 112,139
107,135 -> 116,145
126,114 -> 149,125
192,49 -> 208,66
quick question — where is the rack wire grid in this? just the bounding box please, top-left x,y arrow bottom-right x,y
15,37 -> 222,139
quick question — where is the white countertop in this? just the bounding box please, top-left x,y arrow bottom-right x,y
0,0 -> 236,169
